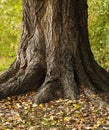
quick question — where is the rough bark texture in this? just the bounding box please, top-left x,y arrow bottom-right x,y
0,0 -> 109,104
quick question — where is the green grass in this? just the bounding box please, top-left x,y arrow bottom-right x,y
0,56 -> 15,73
0,0 -> 21,73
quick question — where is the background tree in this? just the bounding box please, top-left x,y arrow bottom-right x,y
0,0 -> 109,104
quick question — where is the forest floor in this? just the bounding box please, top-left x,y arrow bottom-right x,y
0,86 -> 109,130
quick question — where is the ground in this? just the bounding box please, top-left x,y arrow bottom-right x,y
0,86 -> 109,130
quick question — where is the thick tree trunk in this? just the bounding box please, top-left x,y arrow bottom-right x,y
0,0 -> 109,104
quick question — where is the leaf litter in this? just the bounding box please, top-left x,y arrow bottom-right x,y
0,87 -> 109,130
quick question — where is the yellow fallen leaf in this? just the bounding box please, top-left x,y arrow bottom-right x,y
39,103 -> 43,108
73,104 -> 80,109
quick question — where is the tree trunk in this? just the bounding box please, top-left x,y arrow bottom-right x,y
0,0 -> 109,104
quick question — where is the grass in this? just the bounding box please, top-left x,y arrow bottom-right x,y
0,56 -> 16,73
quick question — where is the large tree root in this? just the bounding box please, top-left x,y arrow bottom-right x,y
34,79 -> 64,104
0,60 -> 46,99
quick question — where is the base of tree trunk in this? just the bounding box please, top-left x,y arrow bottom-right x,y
0,56 -> 109,104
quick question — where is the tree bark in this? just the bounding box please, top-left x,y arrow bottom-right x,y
0,0 -> 109,104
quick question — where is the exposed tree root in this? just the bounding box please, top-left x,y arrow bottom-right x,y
34,80 -> 64,104
0,61 -> 46,99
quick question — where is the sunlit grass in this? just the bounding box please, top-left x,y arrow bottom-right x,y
0,56 -> 16,73
0,0 -> 21,73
